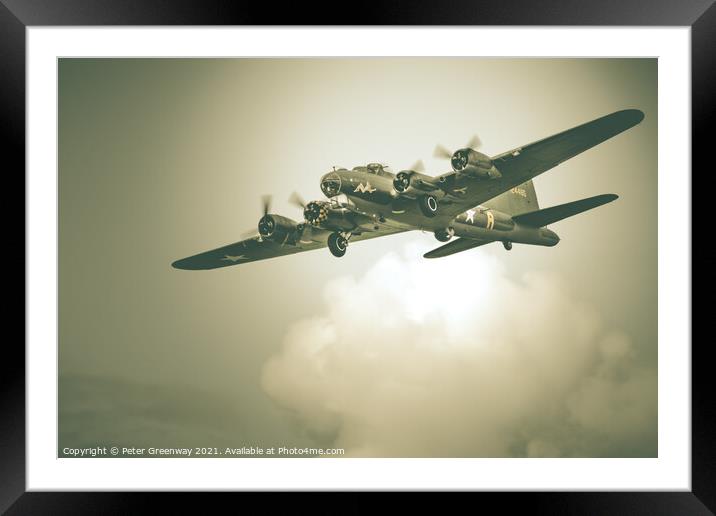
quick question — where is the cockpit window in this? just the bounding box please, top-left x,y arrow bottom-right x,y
366,163 -> 393,176
367,163 -> 383,175
321,172 -> 341,197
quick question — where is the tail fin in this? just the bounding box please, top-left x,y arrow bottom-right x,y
512,194 -> 618,228
424,237 -> 491,259
485,180 -> 539,216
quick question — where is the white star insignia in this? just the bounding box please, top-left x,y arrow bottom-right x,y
221,254 -> 248,262
465,209 -> 476,223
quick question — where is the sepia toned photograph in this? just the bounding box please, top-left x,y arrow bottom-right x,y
58,57 -> 657,459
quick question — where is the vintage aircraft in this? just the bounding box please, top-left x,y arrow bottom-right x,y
172,109 -> 644,270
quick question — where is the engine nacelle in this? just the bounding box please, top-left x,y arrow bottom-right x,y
451,148 -> 502,179
303,201 -> 356,231
393,170 -> 442,194
434,227 -> 454,242
258,214 -> 301,244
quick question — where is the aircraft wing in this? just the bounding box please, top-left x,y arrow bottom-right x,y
437,109 -> 644,219
172,225 -> 407,270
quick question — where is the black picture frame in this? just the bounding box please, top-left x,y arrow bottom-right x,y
4,1 -> 713,513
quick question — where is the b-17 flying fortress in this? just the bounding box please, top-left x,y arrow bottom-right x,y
172,110 -> 644,269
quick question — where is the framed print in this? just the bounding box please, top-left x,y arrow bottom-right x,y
5,0 -> 714,512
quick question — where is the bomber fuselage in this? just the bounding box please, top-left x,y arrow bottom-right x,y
318,163 -> 559,247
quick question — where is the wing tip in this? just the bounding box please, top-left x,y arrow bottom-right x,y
615,108 -> 645,126
171,258 -> 193,270
602,193 -> 619,202
171,257 -> 211,270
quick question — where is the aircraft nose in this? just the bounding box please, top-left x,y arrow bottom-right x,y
320,172 -> 342,197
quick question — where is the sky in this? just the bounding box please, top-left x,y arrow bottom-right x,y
58,58 -> 657,457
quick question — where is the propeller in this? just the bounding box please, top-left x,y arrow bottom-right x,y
393,160 -> 427,193
243,193 -> 310,243
304,201 -> 326,225
433,135 -> 483,160
433,144 -> 453,160
409,160 -> 425,173
393,172 -> 411,193
288,191 -> 307,209
239,194 -> 273,241
290,191 -> 315,227
261,194 -> 272,216
465,134 -> 483,151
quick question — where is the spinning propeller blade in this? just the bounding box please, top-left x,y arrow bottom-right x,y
433,144 -> 453,160
465,134 -> 482,150
261,195 -> 272,216
410,160 -> 425,173
434,135 -> 483,160
288,191 -> 307,209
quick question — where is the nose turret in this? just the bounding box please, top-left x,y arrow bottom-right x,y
320,172 -> 342,197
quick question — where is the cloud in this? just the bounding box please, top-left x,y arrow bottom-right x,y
261,245 -> 656,457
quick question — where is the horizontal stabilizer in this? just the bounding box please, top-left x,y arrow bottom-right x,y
424,238 -> 492,259
512,194 -> 618,228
